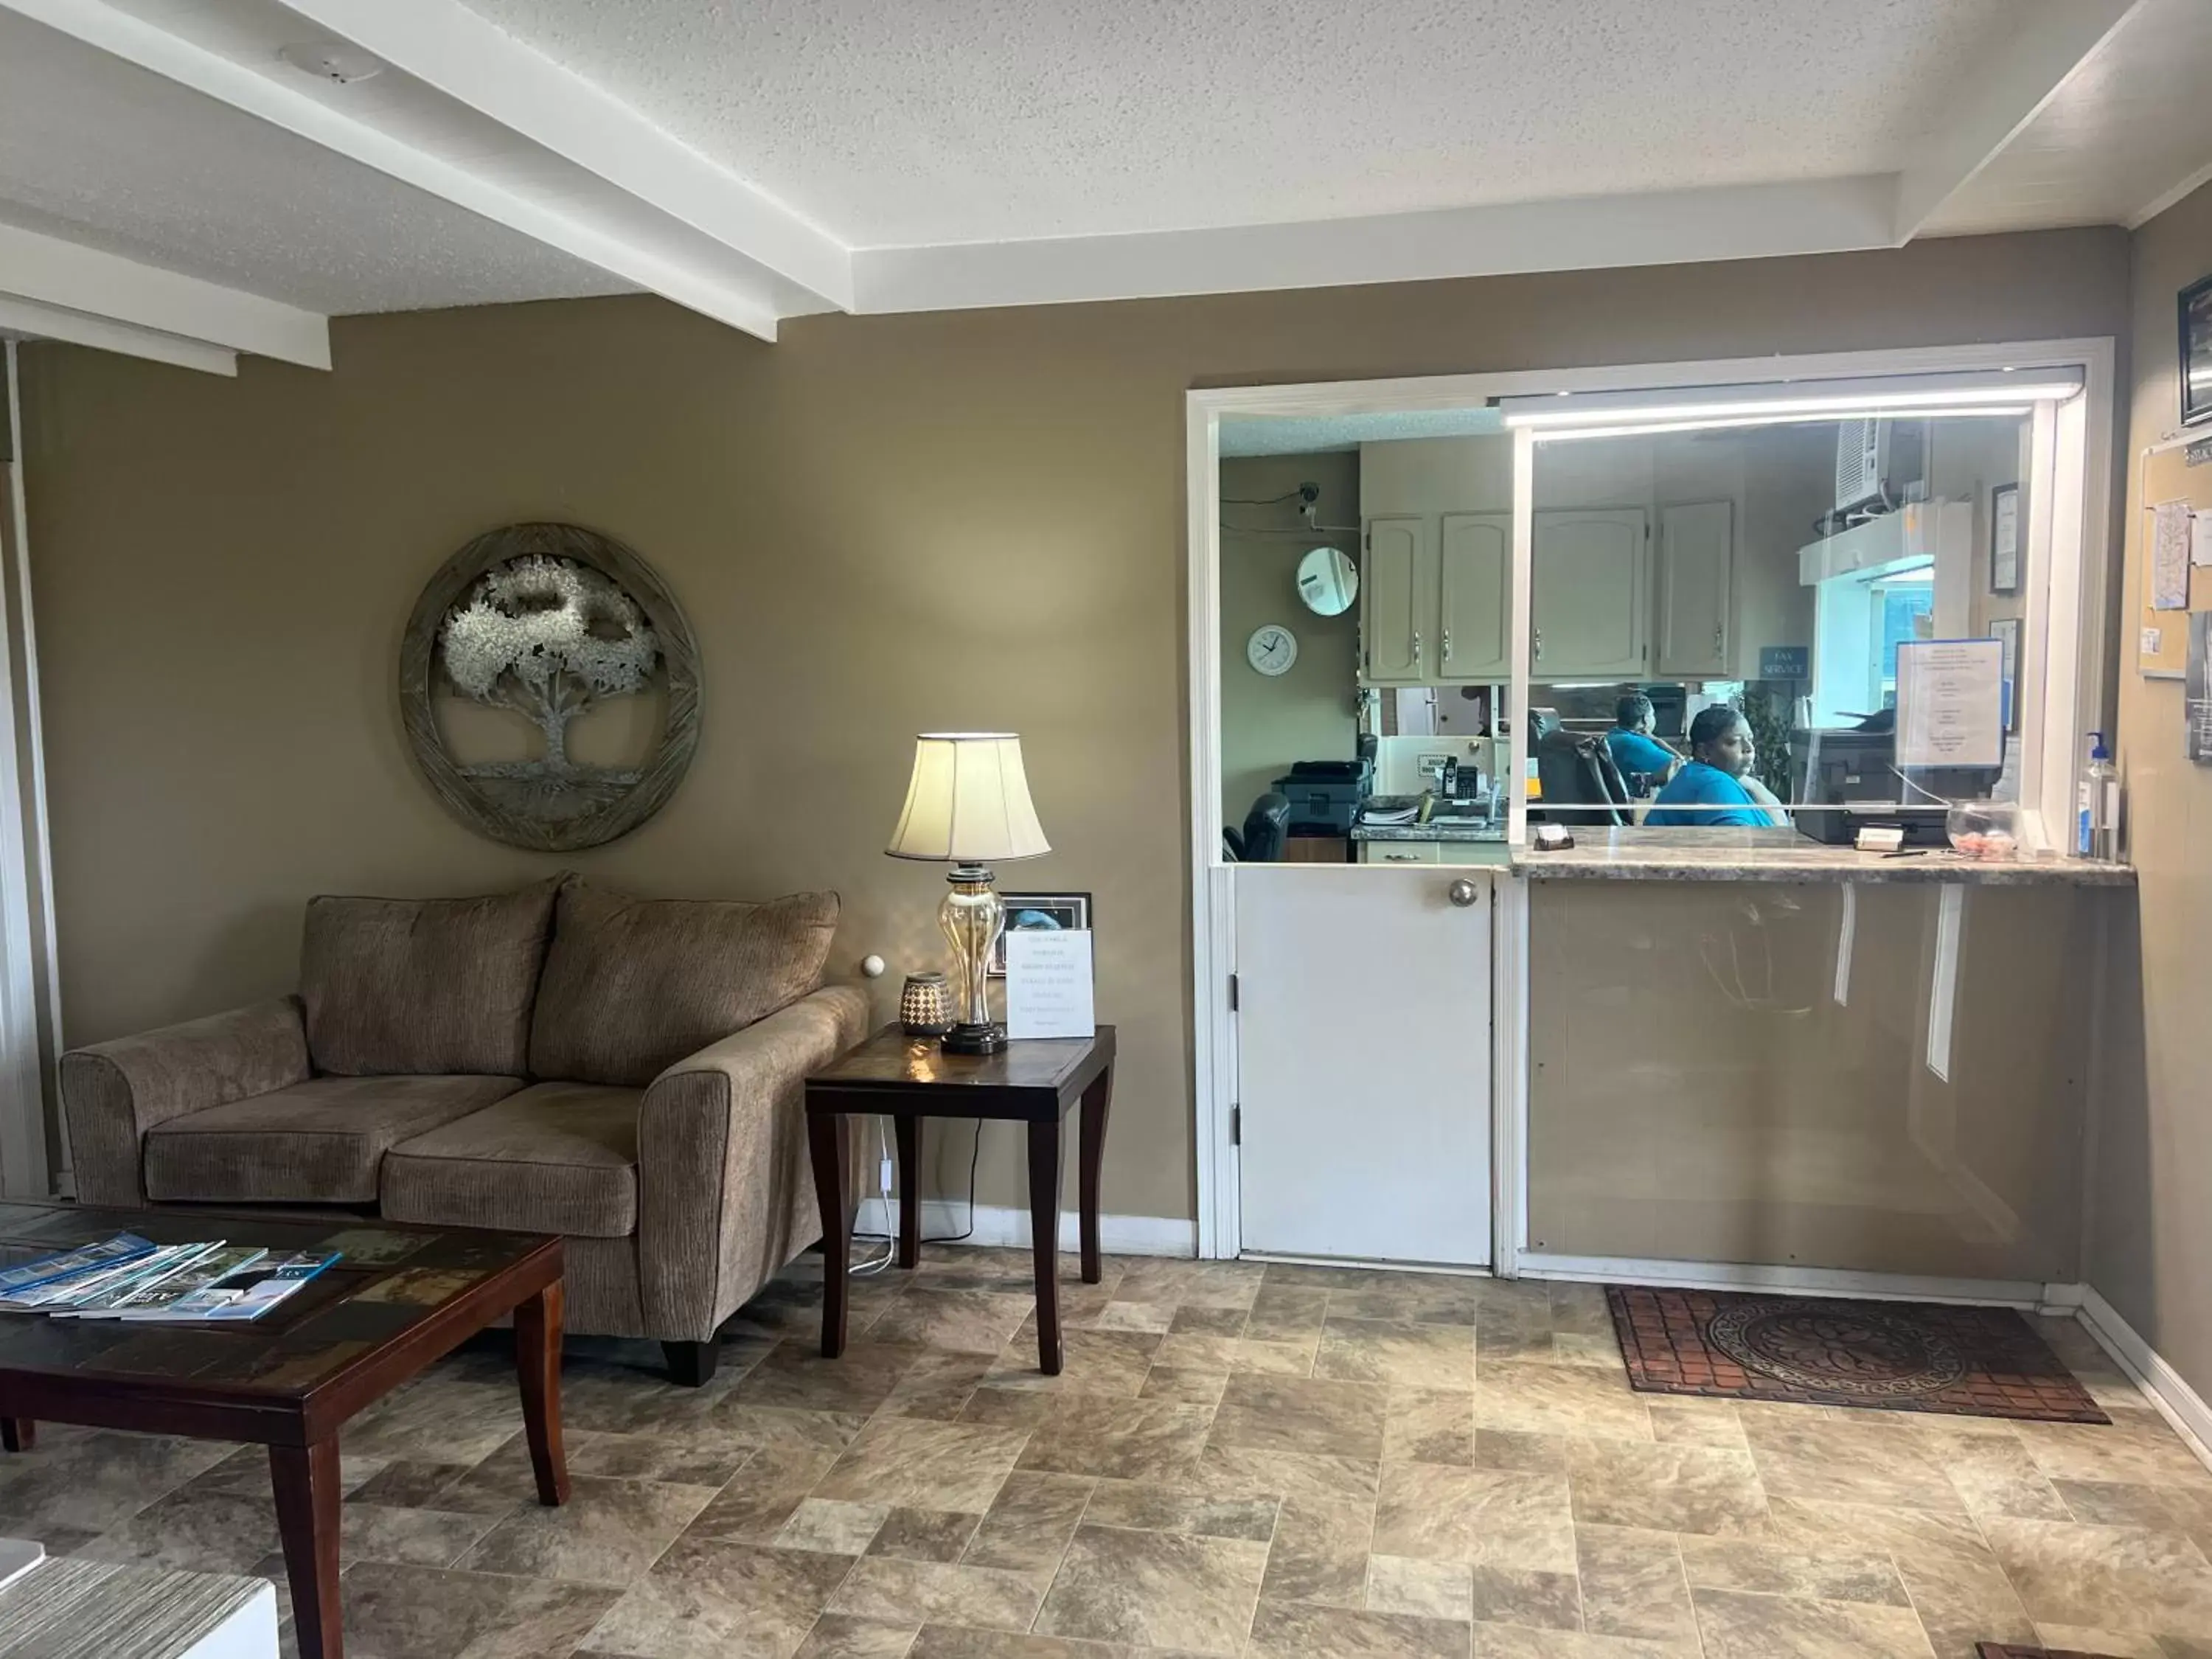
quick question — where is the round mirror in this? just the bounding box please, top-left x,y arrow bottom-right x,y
1295,545 -> 1357,616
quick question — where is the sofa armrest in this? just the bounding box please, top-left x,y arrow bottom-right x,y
636,984 -> 871,1340
60,996 -> 311,1206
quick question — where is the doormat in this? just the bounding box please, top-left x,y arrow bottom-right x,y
1605,1285 -> 2110,1423
1978,1646 -> 2131,1659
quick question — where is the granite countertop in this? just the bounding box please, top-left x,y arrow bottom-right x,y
1506,827 -> 2136,886
1352,818 -> 1507,844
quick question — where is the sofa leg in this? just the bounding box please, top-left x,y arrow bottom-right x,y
664,1340 -> 718,1388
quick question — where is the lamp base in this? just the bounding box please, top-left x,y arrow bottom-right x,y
942,1020 -> 1007,1056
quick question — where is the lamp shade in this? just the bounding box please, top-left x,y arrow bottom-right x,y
885,733 -> 1051,863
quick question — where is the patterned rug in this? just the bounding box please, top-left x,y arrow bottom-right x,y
1606,1286 -> 2110,1423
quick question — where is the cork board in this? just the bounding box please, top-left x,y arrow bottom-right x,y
2137,439 -> 2212,679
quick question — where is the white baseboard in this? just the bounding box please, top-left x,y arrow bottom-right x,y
852,1198 -> 1196,1259
1514,1251 -> 2053,1309
2075,1285 -> 2212,1471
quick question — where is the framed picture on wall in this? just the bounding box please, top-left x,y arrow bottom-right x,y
2183,271 -> 2212,427
1992,617 -> 2022,733
988,891 -> 1092,977
1989,482 -> 2021,594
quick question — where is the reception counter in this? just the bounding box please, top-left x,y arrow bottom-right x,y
1511,825 -> 2135,886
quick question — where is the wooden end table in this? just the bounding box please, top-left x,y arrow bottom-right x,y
806,1024 -> 1116,1374
0,1203 -> 568,1659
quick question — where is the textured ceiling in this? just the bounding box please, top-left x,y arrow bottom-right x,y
0,10 -> 634,315
459,0 -> 2015,248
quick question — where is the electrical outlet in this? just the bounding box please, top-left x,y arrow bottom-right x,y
879,1156 -> 894,1195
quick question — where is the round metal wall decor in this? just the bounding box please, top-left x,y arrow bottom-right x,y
400,522 -> 700,851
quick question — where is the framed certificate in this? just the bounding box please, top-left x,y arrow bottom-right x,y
1989,481 -> 2020,595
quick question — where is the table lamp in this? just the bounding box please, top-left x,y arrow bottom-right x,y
885,733 -> 1051,1054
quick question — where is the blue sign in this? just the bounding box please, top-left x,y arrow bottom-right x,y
1759,646 -> 1811,680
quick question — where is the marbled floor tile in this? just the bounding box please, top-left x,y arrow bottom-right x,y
791,1613 -> 922,1658
459,1473 -> 719,1585
1141,1366 -> 1231,1405
1259,1496 -> 1371,1607
1384,1388 -> 1475,1466
1082,1478 -> 1278,1542
1324,1277 -> 1486,1329
713,1405 -> 874,1455
904,1624 -> 1138,1658
344,1560 -> 622,1659
869,1290 -> 1038,1356
874,1353 -> 1001,1423
1150,1333 -> 1239,1372
1248,1599 -> 1469,1658
1314,1318 -> 1477,1391
1034,1523 -> 1267,1653
813,1416 -> 1029,1514
1470,1564 -> 1581,1630
582,1537 -> 856,1659
561,1427 -> 753,1489
1113,1259 -> 1265,1311
952,1472 -> 1091,1576
1014,1397 -> 1214,1483
1243,1287 -> 1330,1340
735,1337 -> 929,1415
1366,1554 -> 1473,1621
195,1444 -> 388,1498
683,1446 -> 842,1543
1575,1525 -> 1697,1646
1565,1436 -> 1769,1537
1474,1360 -> 1653,1442
1472,1295 -> 1555,1363
1643,1398 -> 1747,1449
71,1484 -> 279,1574
1674,1534 -> 1908,1605
2034,1626 -> 2171,1659
1232,1336 -> 1322,1377
337,1502 -> 501,1569
986,1330 -> 1161,1397
778,1499 -> 893,1555
1739,1415 -> 1967,1514
1548,1332 -> 1625,1368
1184,1442 -> 1380,1509
0,1429 -> 233,1534
2014,1417 -> 2212,1492
867,1506 -> 981,1564
1467,1623 -> 1694,1659
1372,1461 -> 1573,1569
1981,1514 -> 2212,1636
1937,1431 -> 2071,1520
1211,1374 -> 1388,1461
1691,1585 -> 1935,1659
825,1557 -> 1048,1632
347,1458 -> 484,1509
959,1388 -> 1062,1431
1545,1281 -> 1615,1338
1473,1428 -> 1571,1474
1172,1304 -> 1251,1338
343,1378 -> 529,1466
2055,1477 -> 2212,1547
1095,1299 -> 1180,1334
557,1351 -> 765,1437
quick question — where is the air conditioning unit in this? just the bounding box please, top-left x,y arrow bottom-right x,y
1834,419 -> 1928,515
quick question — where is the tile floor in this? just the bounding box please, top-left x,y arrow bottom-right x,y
4,1250 -> 2212,1658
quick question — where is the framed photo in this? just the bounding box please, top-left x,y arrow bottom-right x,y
1992,616 -> 2021,734
989,891 -> 1091,976
2183,271 -> 2212,428
1989,481 -> 2020,595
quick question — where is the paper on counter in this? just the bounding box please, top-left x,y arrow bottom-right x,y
1895,638 -> 2005,769
2153,500 -> 2192,608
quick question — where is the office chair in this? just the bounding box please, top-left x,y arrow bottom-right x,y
1228,793 -> 1291,862
1532,717 -> 1632,826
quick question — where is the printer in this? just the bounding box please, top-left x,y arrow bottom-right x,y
1790,719 -> 2002,846
1272,757 -> 1374,836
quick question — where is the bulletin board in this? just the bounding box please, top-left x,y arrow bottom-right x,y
2136,437 -> 2212,679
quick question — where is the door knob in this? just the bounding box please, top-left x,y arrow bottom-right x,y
1447,878 -> 1480,908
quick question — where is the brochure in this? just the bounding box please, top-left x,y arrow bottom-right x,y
131,1251 -> 340,1323
0,1231 -> 154,1305
48,1241 -> 222,1316
105,1246 -> 271,1319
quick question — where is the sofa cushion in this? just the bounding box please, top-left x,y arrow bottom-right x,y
528,882 -> 838,1087
301,878 -> 560,1077
381,1081 -> 641,1238
143,1074 -> 524,1205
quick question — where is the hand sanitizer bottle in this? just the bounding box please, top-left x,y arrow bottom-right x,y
2078,732 -> 2116,859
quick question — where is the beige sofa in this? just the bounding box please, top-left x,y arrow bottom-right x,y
59,875 -> 869,1385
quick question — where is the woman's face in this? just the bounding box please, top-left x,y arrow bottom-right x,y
1699,717 -> 1755,777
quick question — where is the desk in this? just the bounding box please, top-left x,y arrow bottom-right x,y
805,1026 -> 1116,1374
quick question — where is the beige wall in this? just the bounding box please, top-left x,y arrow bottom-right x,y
1220,453 -> 1360,827
2088,180 -> 2212,1392
20,228 -> 2129,1224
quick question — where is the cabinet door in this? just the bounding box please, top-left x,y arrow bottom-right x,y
1439,512 -> 1510,681
1531,509 -> 1646,676
1657,500 -> 1733,678
1361,516 -> 1430,684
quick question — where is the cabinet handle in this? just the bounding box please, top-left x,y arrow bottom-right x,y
1534,628 -> 1543,661
1447,878 -> 1480,908
1714,623 -> 1725,653
1412,629 -> 1422,666
1441,628 -> 1453,663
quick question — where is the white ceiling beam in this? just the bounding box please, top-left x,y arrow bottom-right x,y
1892,0 -> 2146,240
0,222 -> 319,369
0,0 -> 803,341
852,177 -> 1899,316
0,295 -> 237,376
265,0 -> 854,310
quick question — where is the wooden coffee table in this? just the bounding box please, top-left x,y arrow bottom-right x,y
0,1202 -> 568,1659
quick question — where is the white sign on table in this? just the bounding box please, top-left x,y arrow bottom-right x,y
1895,639 -> 2006,769
1005,930 -> 1095,1040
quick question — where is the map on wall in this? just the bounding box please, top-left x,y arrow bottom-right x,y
399,522 -> 700,850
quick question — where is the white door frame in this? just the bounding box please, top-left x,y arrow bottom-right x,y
1188,337 -> 2118,1266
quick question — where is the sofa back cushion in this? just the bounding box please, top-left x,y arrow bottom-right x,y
301,878 -> 560,1077
529,881 -> 838,1086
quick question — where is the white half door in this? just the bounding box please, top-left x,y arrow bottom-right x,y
1234,865 -> 1492,1265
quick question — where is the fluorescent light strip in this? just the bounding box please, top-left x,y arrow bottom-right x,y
1503,373 -> 2080,428
1531,406 -> 2032,443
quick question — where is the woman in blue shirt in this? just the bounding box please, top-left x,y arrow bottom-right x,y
1648,706 -> 1787,827
1602,693 -> 1681,793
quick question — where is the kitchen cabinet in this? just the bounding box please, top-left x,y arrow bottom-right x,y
1362,516 -> 1427,681
1439,513 -> 1510,681
1360,512 -> 1509,686
1531,508 -> 1647,677
1656,500 -> 1733,678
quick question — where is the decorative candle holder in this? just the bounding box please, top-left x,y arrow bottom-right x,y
899,971 -> 953,1037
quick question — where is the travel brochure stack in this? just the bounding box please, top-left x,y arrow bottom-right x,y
0,1233 -> 340,1322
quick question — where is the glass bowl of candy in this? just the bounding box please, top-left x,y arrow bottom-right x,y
1946,801 -> 2020,860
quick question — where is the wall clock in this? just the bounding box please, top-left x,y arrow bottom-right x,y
1247,623 -> 1298,676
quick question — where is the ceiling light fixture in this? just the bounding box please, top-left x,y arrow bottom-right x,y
1500,369 -> 2082,429
1531,406 -> 2034,444
276,42 -> 386,86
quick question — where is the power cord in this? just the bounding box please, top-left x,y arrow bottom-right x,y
849,1117 -> 984,1273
